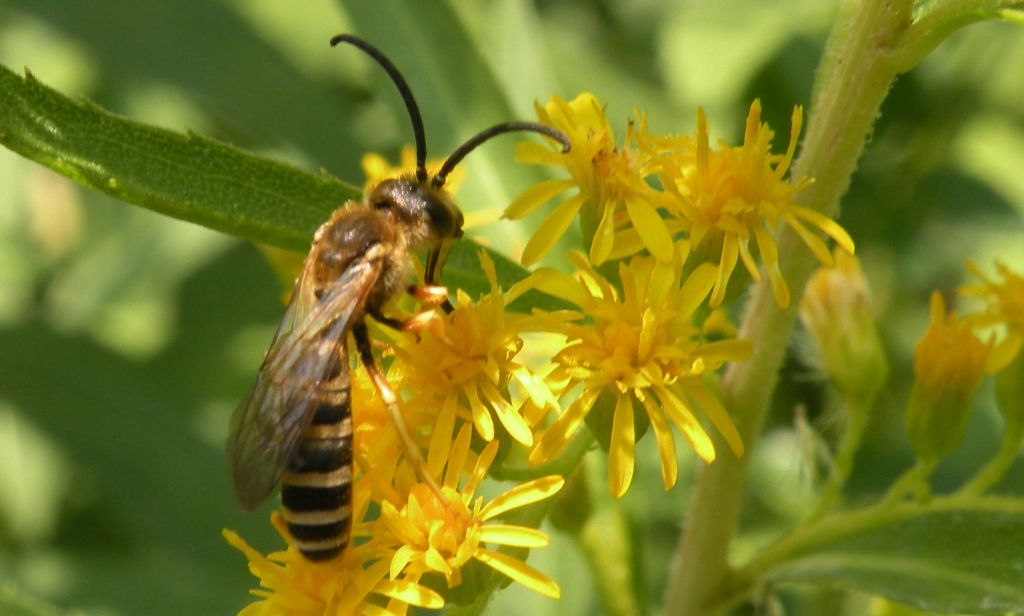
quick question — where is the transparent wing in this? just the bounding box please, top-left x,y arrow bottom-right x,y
227,256 -> 381,510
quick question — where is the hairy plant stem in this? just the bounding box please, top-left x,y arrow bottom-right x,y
810,398 -> 872,521
663,1 -> 917,613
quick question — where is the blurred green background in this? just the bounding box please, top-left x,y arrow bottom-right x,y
0,1 -> 1022,614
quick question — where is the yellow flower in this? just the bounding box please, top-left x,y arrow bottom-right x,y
224,512 -> 443,616
375,423 -> 564,600
527,251 -> 753,497
906,292 -> 993,461
660,100 -> 854,308
960,260 -> 1024,372
506,93 -> 673,266
388,252 -> 557,447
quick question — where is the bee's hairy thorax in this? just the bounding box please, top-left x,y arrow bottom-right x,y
310,203 -> 415,311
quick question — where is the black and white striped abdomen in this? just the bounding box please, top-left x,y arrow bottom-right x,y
281,389 -> 353,561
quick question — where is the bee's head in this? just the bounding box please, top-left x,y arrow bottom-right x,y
331,34 -> 570,284
367,176 -> 464,247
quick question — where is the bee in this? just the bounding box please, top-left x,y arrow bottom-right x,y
226,34 -> 570,562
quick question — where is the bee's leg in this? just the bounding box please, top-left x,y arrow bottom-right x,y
408,283 -> 448,306
353,322 -> 449,505
369,283 -> 450,334
410,282 -> 455,314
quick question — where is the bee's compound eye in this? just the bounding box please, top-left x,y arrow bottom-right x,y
425,200 -> 458,237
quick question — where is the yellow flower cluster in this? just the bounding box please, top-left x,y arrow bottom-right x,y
508,93 -> 854,308
226,92 -> 858,613
228,309 -> 564,615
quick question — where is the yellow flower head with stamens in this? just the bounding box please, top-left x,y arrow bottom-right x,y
506,93 -> 672,266
224,511 -> 443,615
389,252 -> 557,447
960,261 -> 1024,372
661,100 -> 854,308
527,251 -> 753,497
375,424 -> 564,600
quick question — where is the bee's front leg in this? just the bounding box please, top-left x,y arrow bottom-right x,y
352,322 -> 450,506
369,283 -> 449,334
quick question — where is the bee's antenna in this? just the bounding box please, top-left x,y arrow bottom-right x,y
433,122 -> 571,189
330,34 -> 429,183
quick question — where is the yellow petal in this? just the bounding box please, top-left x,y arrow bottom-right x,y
390,545 -> 416,580
606,228 -> 647,261
737,238 -> 762,283
373,578 -> 445,609
481,475 -> 565,520
783,211 -> 834,265
678,262 -> 717,317
754,226 -> 790,308
686,379 -> 744,457
427,397 -> 457,479
608,394 -> 636,498
425,547 -> 452,576
643,392 -> 678,489
529,389 -> 599,464
466,440 -> 500,497
482,381 -> 534,446
521,193 -> 588,266
445,424 -> 474,489
660,388 -> 716,462
625,197 -> 674,262
791,205 -> 855,255
589,199 -> 618,265
474,548 -> 561,599
505,179 -> 577,219
710,235 -> 739,307
467,385 -> 495,441
525,268 -> 591,307
478,524 -> 550,548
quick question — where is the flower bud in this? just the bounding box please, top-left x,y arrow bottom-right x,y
905,293 -> 991,461
799,250 -> 888,405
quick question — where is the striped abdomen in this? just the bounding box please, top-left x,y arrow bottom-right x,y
281,388 -> 353,561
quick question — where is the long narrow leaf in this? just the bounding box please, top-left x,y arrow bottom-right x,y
0,64 -> 360,251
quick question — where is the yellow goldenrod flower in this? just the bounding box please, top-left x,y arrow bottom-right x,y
224,512 -> 443,615
799,249 -> 888,405
506,93 -> 673,266
375,423 -> 564,600
906,292 -> 993,462
527,251 -> 752,497
387,252 -> 557,448
960,260 -> 1024,372
660,100 -> 854,308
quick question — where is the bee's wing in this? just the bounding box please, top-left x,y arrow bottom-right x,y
227,256 -> 381,510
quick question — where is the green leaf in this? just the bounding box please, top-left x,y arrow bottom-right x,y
765,499 -> 1024,614
0,64 -> 360,252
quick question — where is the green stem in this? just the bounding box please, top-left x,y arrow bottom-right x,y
574,464 -> 642,616
956,416 -> 1024,496
810,398 -> 872,520
663,1 -> 918,613
888,0 -> 1024,73
883,457 -> 938,505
